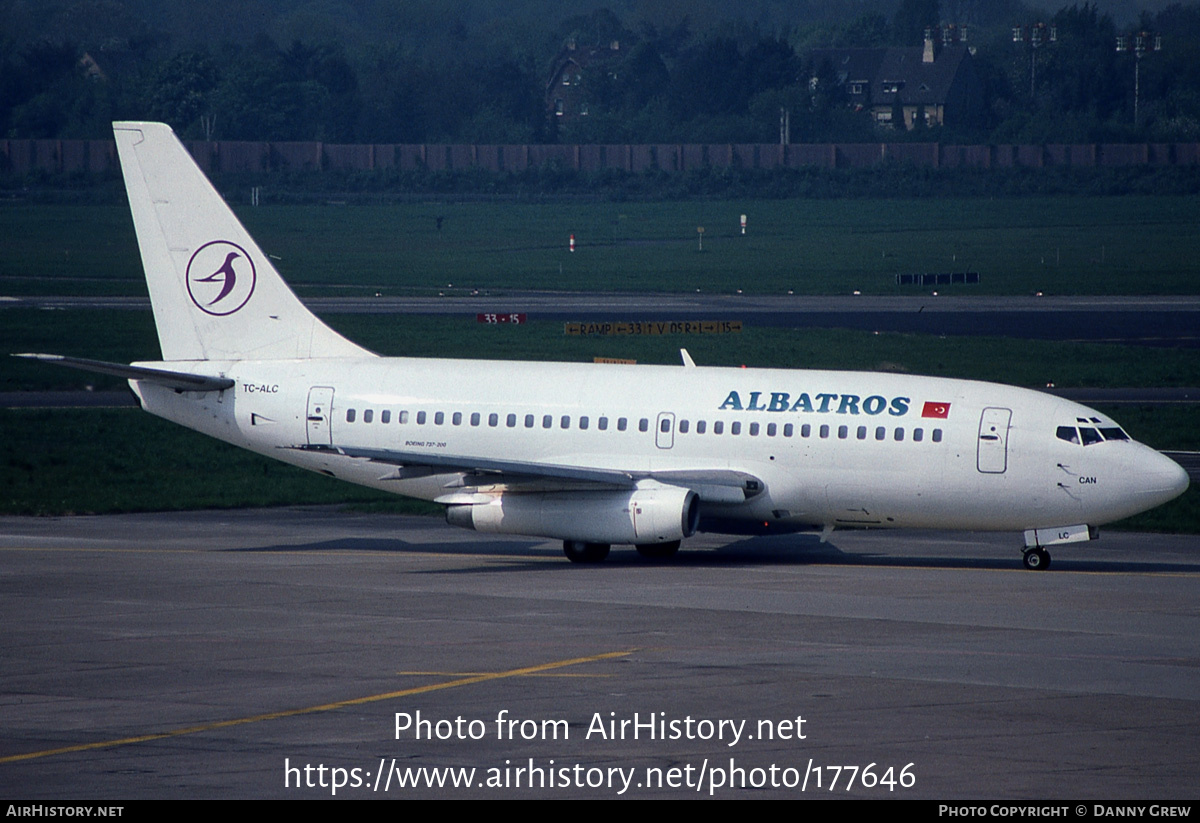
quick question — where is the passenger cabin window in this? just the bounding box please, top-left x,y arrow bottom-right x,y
561,416 -> 570,429
679,420 -> 689,434
488,413 -> 498,427
932,429 -> 943,442
598,417 -> 608,431
749,422 -> 760,436
399,411 -> 409,424
434,412 -> 444,425
713,421 -> 724,435
618,418 -> 628,431
579,416 -> 589,430
543,415 -> 553,429
507,414 -> 516,428
696,420 -> 707,434
363,409 -> 373,423
731,422 -> 741,435
346,409 -> 356,422
639,418 -> 649,433
820,425 -> 829,439
525,414 -> 534,428
470,412 -> 480,426
381,410 -> 390,424
913,428 -> 923,442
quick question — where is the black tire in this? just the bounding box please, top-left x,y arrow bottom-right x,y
1022,548 -> 1050,571
563,540 -> 610,563
635,540 -> 681,560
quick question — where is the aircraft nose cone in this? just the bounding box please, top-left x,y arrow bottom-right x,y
1140,449 -> 1190,507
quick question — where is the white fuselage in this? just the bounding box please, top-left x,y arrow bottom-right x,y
130,357 -> 1189,538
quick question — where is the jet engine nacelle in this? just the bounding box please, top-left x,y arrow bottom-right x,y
446,484 -> 700,544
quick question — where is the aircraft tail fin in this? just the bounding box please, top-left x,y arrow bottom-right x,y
112,121 -> 373,362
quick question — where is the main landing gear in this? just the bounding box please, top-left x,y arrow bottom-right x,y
562,540 -> 683,562
563,540 -> 610,563
635,540 -> 681,560
1022,547 -> 1051,571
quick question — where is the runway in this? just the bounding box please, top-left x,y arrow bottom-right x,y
2,508 -> 1198,798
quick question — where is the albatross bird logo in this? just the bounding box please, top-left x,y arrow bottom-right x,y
185,240 -> 257,315
195,251 -> 241,306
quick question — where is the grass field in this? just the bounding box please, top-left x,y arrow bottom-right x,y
2,310 -> 1196,530
1,196 -> 1196,531
1,401 -> 1190,533
5,309 -> 1199,392
3,196 -> 1199,296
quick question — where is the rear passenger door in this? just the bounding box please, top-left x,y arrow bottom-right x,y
306,387 -> 334,446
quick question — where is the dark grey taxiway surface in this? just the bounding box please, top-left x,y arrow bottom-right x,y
2,508 -> 1198,799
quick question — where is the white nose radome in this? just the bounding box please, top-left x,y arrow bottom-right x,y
1135,449 -> 1191,511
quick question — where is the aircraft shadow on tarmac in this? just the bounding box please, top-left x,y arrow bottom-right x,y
221,533 -> 1200,575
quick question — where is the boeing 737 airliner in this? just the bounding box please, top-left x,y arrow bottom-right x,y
19,123 -> 1190,569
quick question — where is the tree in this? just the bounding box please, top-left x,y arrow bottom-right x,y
144,51 -> 219,136
893,0 -> 941,46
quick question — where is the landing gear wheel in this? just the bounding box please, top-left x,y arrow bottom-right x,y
1022,548 -> 1051,571
563,540 -> 610,563
635,540 -> 681,560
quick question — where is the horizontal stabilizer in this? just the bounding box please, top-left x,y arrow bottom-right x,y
13,353 -> 234,392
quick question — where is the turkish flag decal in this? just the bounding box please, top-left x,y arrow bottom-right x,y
922,401 -> 951,419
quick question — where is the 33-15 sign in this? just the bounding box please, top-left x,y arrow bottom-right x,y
477,313 -> 527,324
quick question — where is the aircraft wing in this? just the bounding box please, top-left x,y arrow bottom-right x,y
298,445 -> 762,504
13,353 -> 235,392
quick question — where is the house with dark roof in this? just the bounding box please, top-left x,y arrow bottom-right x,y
546,39 -> 621,122
811,35 -> 984,131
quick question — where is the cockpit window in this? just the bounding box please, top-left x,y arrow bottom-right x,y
1059,424 -> 1131,445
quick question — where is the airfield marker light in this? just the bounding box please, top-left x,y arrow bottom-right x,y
740,214 -> 747,235
569,234 -> 575,253
698,226 -> 704,251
